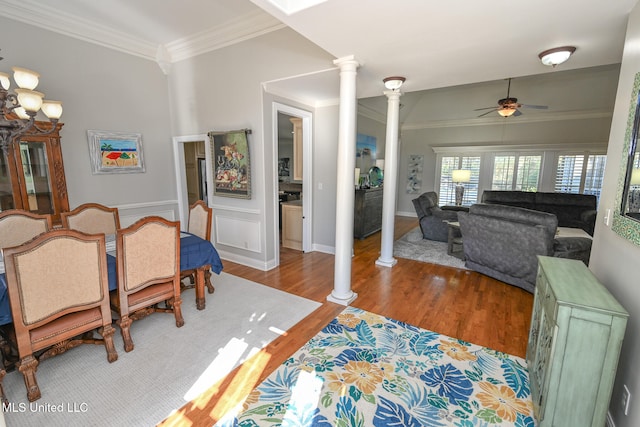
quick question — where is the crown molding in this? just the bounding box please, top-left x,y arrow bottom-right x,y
401,110 -> 613,130
0,0 -> 158,60
165,10 -> 285,63
0,0 -> 285,63
431,142 -> 608,153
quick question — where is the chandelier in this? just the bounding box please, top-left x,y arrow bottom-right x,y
0,55 -> 63,154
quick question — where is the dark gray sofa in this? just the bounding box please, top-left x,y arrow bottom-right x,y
412,192 -> 465,242
458,204 -> 592,293
481,190 -> 597,235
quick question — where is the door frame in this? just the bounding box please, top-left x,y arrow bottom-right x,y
172,134 -> 213,232
272,102 -> 313,259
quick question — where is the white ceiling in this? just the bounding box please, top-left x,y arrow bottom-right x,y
0,0 -> 635,110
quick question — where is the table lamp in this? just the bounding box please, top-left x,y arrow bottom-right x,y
452,169 -> 471,206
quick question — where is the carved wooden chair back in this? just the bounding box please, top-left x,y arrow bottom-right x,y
111,216 -> 184,352
3,229 -> 118,401
61,203 -> 121,235
0,209 -> 53,251
187,200 -> 212,241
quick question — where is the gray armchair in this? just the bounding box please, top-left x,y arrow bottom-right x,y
412,192 -> 461,242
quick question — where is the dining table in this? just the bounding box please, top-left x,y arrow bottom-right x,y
0,231 -> 224,326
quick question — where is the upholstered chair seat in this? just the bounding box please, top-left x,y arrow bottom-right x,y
3,229 -> 118,401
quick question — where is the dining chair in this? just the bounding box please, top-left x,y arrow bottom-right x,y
0,210 -> 52,403
0,209 -> 53,251
110,216 -> 184,352
60,202 -> 121,235
3,229 -> 118,401
181,200 -> 215,294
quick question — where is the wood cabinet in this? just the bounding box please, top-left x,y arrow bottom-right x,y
0,121 -> 69,225
527,256 -> 628,426
354,187 -> 383,239
290,117 -> 302,181
281,200 -> 302,250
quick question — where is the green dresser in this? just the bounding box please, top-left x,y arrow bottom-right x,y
527,256 -> 629,426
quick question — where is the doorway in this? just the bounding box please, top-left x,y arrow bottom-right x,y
172,134 -> 212,231
272,103 -> 312,262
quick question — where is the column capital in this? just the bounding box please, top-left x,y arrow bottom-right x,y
333,55 -> 360,71
384,89 -> 403,99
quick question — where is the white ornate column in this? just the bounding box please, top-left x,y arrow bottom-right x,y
376,77 -> 405,267
327,55 -> 360,305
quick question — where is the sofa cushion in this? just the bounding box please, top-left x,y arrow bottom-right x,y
481,190 -> 597,235
481,190 -> 536,210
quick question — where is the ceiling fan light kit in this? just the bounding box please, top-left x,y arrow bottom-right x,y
497,107 -> 517,117
538,46 -> 576,67
475,77 -> 549,118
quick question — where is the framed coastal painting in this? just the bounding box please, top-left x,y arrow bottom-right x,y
87,130 -> 145,174
209,129 -> 251,199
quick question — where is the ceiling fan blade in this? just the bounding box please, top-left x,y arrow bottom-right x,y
474,106 -> 499,111
521,104 -> 549,110
513,109 -> 523,117
477,109 -> 497,117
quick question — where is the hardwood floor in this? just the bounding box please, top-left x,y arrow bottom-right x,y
160,216 -> 533,427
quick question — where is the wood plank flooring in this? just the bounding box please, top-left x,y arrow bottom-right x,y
160,216 -> 533,427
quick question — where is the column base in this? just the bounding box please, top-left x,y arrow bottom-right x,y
327,291 -> 358,306
375,257 -> 397,267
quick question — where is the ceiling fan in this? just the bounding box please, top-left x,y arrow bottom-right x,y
475,78 -> 548,118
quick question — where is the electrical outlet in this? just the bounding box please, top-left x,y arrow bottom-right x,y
604,208 -> 612,226
622,384 -> 631,416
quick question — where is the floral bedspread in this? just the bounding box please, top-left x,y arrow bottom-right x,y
216,306 -> 536,427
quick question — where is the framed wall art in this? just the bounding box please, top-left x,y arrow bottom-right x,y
407,154 -> 424,194
87,130 -> 145,174
209,129 -> 251,199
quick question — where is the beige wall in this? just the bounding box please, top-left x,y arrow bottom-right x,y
590,3 -> 640,426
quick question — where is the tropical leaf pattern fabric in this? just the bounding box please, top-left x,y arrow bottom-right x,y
216,306 -> 536,426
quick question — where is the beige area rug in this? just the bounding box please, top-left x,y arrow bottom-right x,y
394,227 -> 468,269
2,272 -> 322,427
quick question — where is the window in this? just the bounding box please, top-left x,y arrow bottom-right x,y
439,155 -> 481,205
555,153 -> 607,202
491,153 -> 542,191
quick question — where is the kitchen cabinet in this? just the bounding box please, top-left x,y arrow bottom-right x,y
290,117 -> 302,181
281,199 -> 302,250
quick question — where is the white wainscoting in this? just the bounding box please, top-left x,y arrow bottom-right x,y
215,215 -> 261,253
114,200 -> 179,228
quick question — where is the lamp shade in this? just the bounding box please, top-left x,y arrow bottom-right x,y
538,46 -> 576,67
15,89 -> 44,112
41,100 -> 63,119
0,72 -> 9,90
452,169 -> 471,183
12,67 -> 40,90
13,107 -> 30,119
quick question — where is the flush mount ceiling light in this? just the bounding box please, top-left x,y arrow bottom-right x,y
538,46 -> 576,67
383,76 -> 406,91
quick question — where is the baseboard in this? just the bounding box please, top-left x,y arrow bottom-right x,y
606,411 -> 615,427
